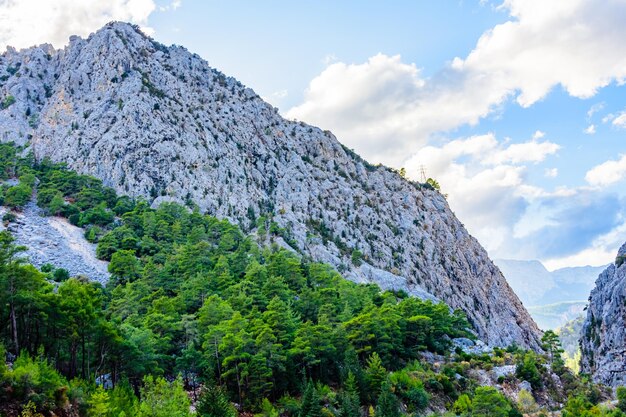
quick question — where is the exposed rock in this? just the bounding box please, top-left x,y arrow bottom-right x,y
0,22 -> 541,349
518,380 -> 533,393
0,203 -> 109,284
492,365 -> 516,380
452,337 -> 493,355
580,241 -> 626,386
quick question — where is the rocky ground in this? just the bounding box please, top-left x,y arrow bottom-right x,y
0,202 -> 110,284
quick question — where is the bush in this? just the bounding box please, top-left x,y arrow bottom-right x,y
2,212 -> 16,223
2,95 -> 16,109
5,184 -> 32,208
618,386 -> 626,412
7,352 -> 68,410
52,268 -> 70,282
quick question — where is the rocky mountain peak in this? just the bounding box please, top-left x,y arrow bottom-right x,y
0,22 -> 542,349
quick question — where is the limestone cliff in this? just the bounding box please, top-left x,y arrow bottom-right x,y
0,22 -> 541,349
580,242 -> 626,386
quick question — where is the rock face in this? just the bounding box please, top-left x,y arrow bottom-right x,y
0,22 -> 541,349
580,242 -> 626,386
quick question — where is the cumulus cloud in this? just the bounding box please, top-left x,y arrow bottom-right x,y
288,0 -> 626,166
0,0 -> 157,51
288,54 -> 429,164
584,124 -> 596,135
585,154 -> 626,187
403,133 -> 559,254
401,131 -> 623,264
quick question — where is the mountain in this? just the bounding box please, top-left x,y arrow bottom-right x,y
494,259 -> 607,329
580,242 -> 626,386
0,22 -> 540,349
494,259 -> 606,306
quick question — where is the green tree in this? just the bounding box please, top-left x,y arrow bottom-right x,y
339,372 -> 361,417
515,352 -> 542,390
471,387 -> 512,417
108,249 -> 140,284
365,352 -> 387,403
138,375 -> 191,417
374,380 -> 400,417
196,384 -> 237,417
87,386 -> 110,417
299,380 -> 322,417
453,394 -> 472,416
541,330 -> 564,366
47,192 -> 66,215
618,387 -> 626,413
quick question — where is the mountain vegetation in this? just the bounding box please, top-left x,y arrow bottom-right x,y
0,145 -> 621,415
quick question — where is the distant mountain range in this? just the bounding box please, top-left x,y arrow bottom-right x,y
494,259 -> 607,329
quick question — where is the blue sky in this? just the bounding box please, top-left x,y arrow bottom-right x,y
1,0 -> 626,269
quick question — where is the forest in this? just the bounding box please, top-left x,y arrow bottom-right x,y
0,142 -> 623,416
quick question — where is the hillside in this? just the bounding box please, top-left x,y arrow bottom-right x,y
0,22 -> 540,349
0,142 -> 611,417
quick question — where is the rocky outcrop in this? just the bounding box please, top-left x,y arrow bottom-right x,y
0,22 -> 541,349
580,242 -> 626,386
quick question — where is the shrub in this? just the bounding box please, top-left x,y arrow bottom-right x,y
5,184 -> 32,208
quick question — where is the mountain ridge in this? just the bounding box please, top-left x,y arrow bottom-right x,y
0,21 -> 541,349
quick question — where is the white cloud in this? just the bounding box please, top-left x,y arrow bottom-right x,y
288,0 -> 626,166
584,124 -> 596,134
532,130 -> 545,140
287,54 -> 430,164
544,168 -> 558,178
585,154 -> 626,187
0,0 -> 157,51
543,220 -> 626,270
404,133 -> 559,254
587,102 -> 605,120
612,111 -> 626,129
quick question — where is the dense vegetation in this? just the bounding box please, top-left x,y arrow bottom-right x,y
0,142 -> 622,416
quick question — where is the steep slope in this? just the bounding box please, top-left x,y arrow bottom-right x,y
0,22 -> 541,349
580,242 -> 626,386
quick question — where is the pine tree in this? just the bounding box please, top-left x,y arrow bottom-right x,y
196,384 -> 237,417
374,380 -> 400,417
339,372 -> 361,417
299,380 -> 322,417
365,352 -> 387,403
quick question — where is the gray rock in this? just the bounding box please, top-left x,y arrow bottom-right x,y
492,365 -> 516,379
0,203 -> 109,284
519,380 -> 533,393
0,22 -> 541,349
580,243 -> 626,386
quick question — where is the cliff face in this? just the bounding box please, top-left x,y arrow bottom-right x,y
0,22 -> 541,349
580,243 -> 626,386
